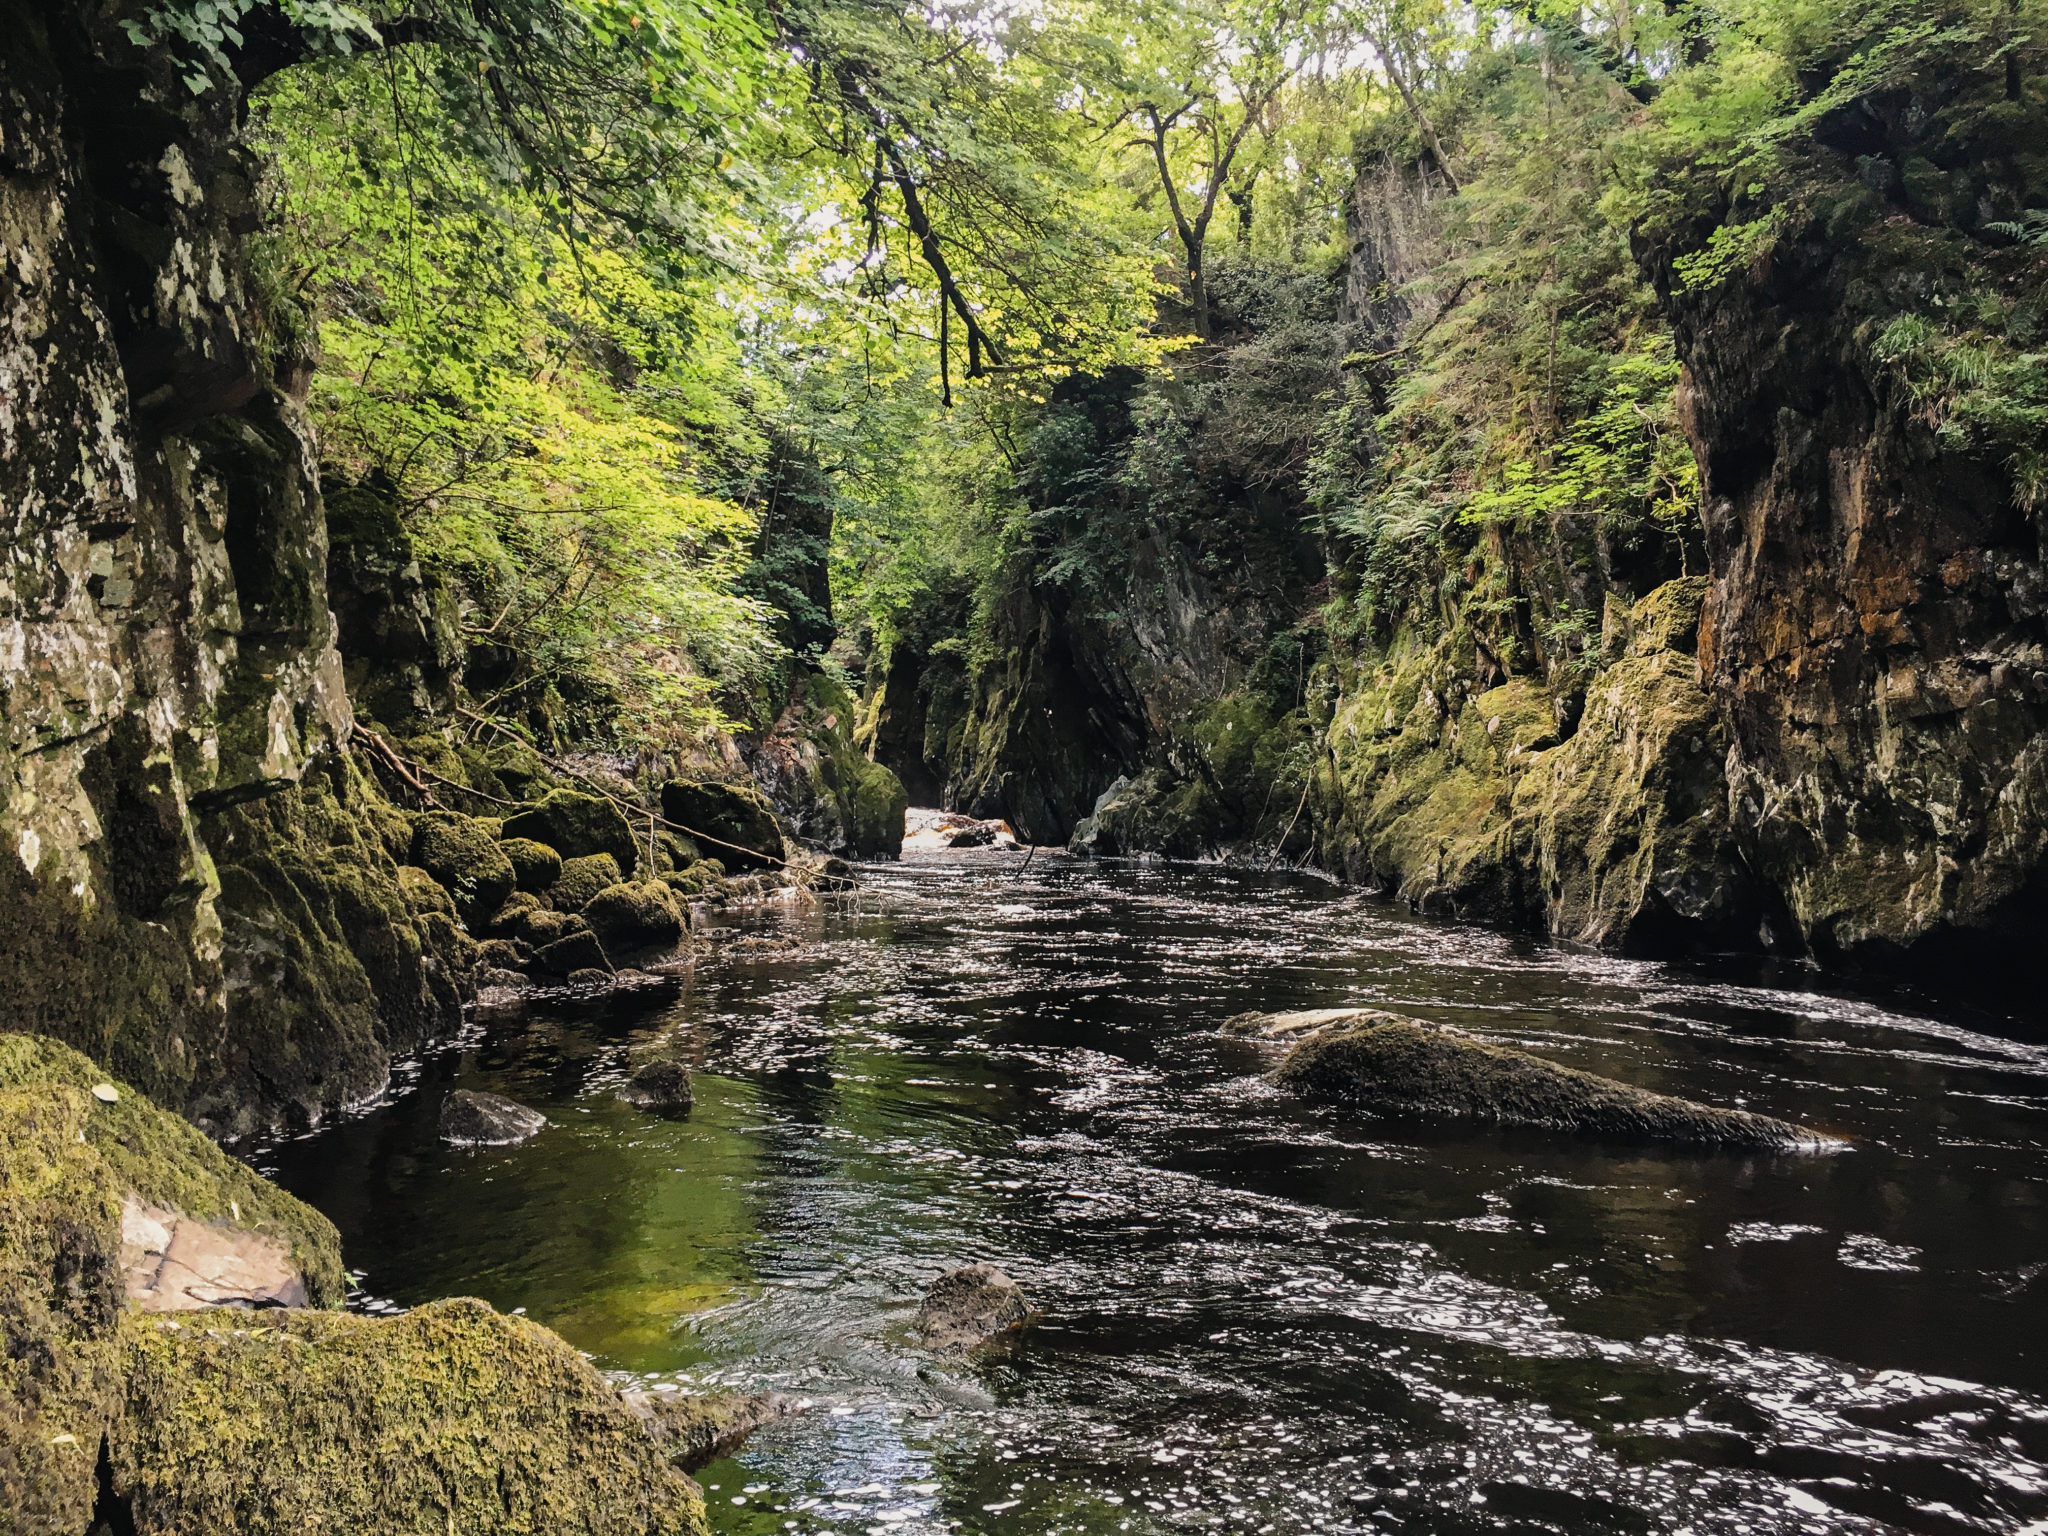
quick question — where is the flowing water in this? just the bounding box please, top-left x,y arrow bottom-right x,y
260,854 -> 2048,1536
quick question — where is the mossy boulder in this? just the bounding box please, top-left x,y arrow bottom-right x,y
114,1299 -> 711,1534
752,671 -> 906,859
616,1059 -> 693,1118
409,813 -> 518,927
513,908 -> 586,949
548,853 -> 623,913
482,890 -> 544,937
532,930 -> 612,977
659,781 -> 784,872
581,882 -> 685,951
651,830 -> 701,873
502,791 -> 639,876
1249,1008 -> 1833,1151
501,837 -> 565,893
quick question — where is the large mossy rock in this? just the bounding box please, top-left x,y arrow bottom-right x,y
501,837 -> 564,893
0,1039 -> 713,1535
502,791 -> 639,876
548,853 -> 623,913
409,812 -> 517,927
113,1300 -> 710,1534
1245,1008 -> 1832,1151
660,781 -> 785,872
581,882 -> 685,951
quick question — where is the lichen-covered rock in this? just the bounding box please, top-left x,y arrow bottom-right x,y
502,791 -> 640,876
438,1090 -> 546,1146
616,1059 -> 693,1118
410,812 -> 518,927
754,670 -> 908,859
660,781 -> 785,872
482,890 -> 545,937
651,830 -> 702,873
532,930 -> 612,977
1251,1008 -> 1833,1151
582,882 -> 685,951
501,837 -> 565,893
113,1299 -> 711,1534
548,853 -> 624,913
914,1262 -> 1035,1352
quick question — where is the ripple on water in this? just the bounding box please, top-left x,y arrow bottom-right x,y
260,856 -> 2048,1535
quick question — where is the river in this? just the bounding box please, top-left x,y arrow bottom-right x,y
259,853 -> 2048,1535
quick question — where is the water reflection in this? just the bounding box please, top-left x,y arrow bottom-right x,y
262,854 -> 2048,1534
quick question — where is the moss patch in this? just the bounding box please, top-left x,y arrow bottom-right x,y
548,853 -> 623,913
503,791 -> 640,876
410,812 -> 518,926
501,837 -> 564,892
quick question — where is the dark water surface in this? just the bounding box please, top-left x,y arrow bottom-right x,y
261,855 -> 2048,1535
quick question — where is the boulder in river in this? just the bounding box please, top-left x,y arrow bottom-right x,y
439,1089 -> 547,1146
1235,1008 -> 1837,1152
501,835 -> 565,892
582,880 -> 685,950
532,929 -> 611,977
502,789 -> 641,875
660,779 -> 785,871
625,1388 -> 802,1471
616,1059 -> 693,1117
548,852 -> 624,913
915,1262 -> 1035,1352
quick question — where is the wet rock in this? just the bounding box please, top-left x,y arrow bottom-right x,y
566,967 -> 613,988
500,836 -> 565,893
439,1089 -> 547,1146
478,966 -> 529,990
627,1388 -> 801,1471
532,930 -> 611,977
475,938 -> 529,972
915,1262 -> 1035,1352
409,812 -> 518,927
515,907 -> 584,948
660,780 -> 785,872
581,881 -> 685,951
547,852 -> 624,913
616,1059 -> 693,1117
502,790 -> 640,875
1242,1008 -> 1836,1151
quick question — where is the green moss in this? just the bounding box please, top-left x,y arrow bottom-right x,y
659,782 -> 784,871
548,853 -> 623,913
0,1036 -> 347,1306
502,791 -> 640,875
501,837 -> 564,892
0,1084 -> 122,1533
581,882 -> 685,950
410,812 -> 517,925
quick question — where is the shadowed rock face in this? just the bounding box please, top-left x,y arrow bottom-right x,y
1237,1008 -> 1836,1152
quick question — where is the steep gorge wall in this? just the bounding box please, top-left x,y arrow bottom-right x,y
0,0 -> 472,1133
1655,63 -> 2048,975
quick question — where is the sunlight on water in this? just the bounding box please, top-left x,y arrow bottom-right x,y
262,853 -> 2048,1535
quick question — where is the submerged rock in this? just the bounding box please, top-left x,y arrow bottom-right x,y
627,1389 -> 802,1471
616,1059 -> 693,1117
439,1089 -> 547,1146
915,1262 -> 1035,1352
1239,1008 -> 1835,1151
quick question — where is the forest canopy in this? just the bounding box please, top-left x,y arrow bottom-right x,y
139,0 -> 2044,747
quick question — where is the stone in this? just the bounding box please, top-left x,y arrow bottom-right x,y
660,780 -> 786,872
500,837 -> 565,893
475,938 -> 529,971
626,1389 -> 800,1471
532,930 -> 611,977
515,908 -> 585,948
914,1262 -> 1035,1352
752,670 -> 909,859
616,1059 -> 693,1118
409,812 -> 519,928
502,790 -> 640,875
478,967 -> 529,990
482,890 -> 544,936
581,881 -> 686,951
565,967 -> 613,988
438,1089 -> 547,1146
119,1194 -> 309,1311
1245,1008 -> 1836,1151
547,852 -> 623,913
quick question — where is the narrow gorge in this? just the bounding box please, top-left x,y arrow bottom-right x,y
3,1 -> 2046,1532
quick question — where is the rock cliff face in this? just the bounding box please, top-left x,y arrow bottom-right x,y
1651,53 -> 2048,978
0,0 -> 354,1112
